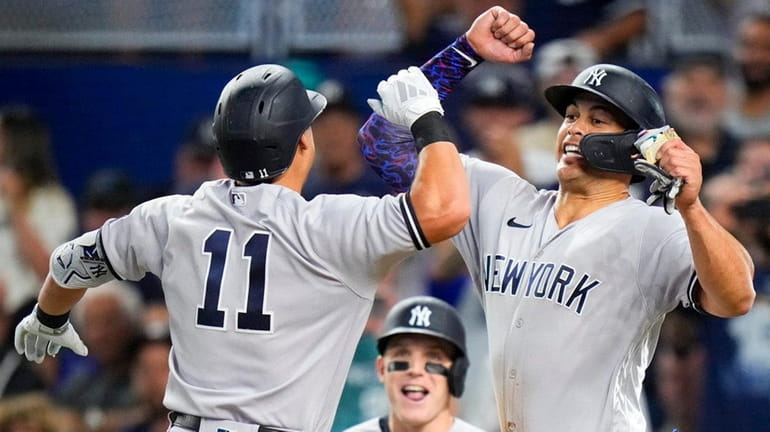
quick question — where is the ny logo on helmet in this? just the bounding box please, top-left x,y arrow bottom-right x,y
584,68 -> 608,87
409,305 -> 432,327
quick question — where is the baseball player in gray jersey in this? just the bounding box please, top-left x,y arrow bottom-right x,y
343,296 -> 484,432
358,7 -> 756,431
11,64 -> 471,432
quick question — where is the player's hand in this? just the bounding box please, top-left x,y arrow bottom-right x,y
367,66 -> 444,128
656,138 -> 702,212
466,6 -> 535,64
14,306 -> 88,364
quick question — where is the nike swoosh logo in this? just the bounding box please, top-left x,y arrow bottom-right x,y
451,46 -> 478,68
507,217 -> 532,229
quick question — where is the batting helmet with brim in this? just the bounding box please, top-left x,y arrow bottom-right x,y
213,64 -> 327,183
544,63 -> 665,130
544,64 -> 666,182
377,296 -> 469,397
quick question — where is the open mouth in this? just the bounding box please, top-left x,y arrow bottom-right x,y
563,144 -> 582,157
402,384 -> 428,402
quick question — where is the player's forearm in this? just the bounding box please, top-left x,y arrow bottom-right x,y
681,201 -> 755,317
37,273 -> 87,316
420,34 -> 483,100
357,114 -> 417,193
410,142 -> 470,244
357,35 -> 482,192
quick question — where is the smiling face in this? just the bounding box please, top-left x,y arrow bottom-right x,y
555,92 -> 635,184
377,334 -> 456,430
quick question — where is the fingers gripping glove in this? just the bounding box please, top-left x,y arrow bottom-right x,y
633,126 -> 683,215
14,304 -> 88,363
633,159 -> 682,215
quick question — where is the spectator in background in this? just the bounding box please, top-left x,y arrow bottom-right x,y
520,0 -> 644,61
515,38 -> 599,189
80,169 -> 140,233
0,393 -> 84,432
458,62 -> 534,177
395,0 -> 521,62
660,54 -> 740,181
724,11 -> 770,141
149,115 -> 218,198
121,334 -> 172,432
0,106 -> 77,318
54,281 -> 144,432
697,136 -> 770,431
302,79 -> 391,199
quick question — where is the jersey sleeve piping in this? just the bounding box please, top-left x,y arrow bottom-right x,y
98,228 -> 123,281
401,193 -> 430,250
686,272 -> 711,315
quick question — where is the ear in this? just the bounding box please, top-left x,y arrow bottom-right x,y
297,127 -> 314,151
375,356 -> 386,383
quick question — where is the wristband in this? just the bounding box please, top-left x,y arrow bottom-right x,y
411,112 -> 456,151
35,304 -> 70,329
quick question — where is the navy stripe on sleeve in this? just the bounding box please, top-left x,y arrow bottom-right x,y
98,229 -> 123,281
400,193 -> 430,251
686,271 -> 706,314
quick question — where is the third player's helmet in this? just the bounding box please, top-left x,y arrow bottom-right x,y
212,64 -> 327,183
377,296 -> 469,397
544,64 -> 666,180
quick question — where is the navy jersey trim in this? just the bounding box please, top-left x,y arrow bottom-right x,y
401,193 -> 430,250
97,229 -> 123,281
378,416 -> 390,432
686,271 -> 707,314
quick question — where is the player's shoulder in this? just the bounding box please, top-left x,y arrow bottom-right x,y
616,197 -> 687,239
340,417 -> 382,432
461,153 -> 537,192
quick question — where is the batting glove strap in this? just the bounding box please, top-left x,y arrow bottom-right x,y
411,112 -> 457,151
35,304 -> 70,329
421,34 -> 484,101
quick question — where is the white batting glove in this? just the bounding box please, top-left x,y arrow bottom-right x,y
14,306 -> 88,364
367,66 -> 444,128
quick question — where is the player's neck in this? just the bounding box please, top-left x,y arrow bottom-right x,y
555,184 -> 630,228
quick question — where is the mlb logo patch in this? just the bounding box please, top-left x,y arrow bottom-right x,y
216,429 -> 230,432
230,192 -> 246,207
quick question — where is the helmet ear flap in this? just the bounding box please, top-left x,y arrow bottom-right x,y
448,355 -> 469,397
580,131 -> 646,183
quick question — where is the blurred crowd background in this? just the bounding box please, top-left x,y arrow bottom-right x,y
0,0 -> 769,431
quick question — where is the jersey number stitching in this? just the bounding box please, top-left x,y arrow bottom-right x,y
197,229 -> 273,332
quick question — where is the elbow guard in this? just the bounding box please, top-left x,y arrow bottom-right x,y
50,230 -> 117,288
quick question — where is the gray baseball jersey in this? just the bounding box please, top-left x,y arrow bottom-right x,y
452,156 -> 698,432
343,416 -> 486,432
98,179 -> 427,432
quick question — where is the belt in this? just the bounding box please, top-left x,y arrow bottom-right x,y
169,412 -> 291,432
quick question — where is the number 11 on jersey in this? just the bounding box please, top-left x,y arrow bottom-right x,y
197,229 -> 273,332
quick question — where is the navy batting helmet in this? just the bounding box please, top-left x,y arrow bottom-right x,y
377,296 -> 469,397
544,64 -> 666,181
212,64 -> 327,183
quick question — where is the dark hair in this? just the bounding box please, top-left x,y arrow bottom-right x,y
0,106 -> 58,187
